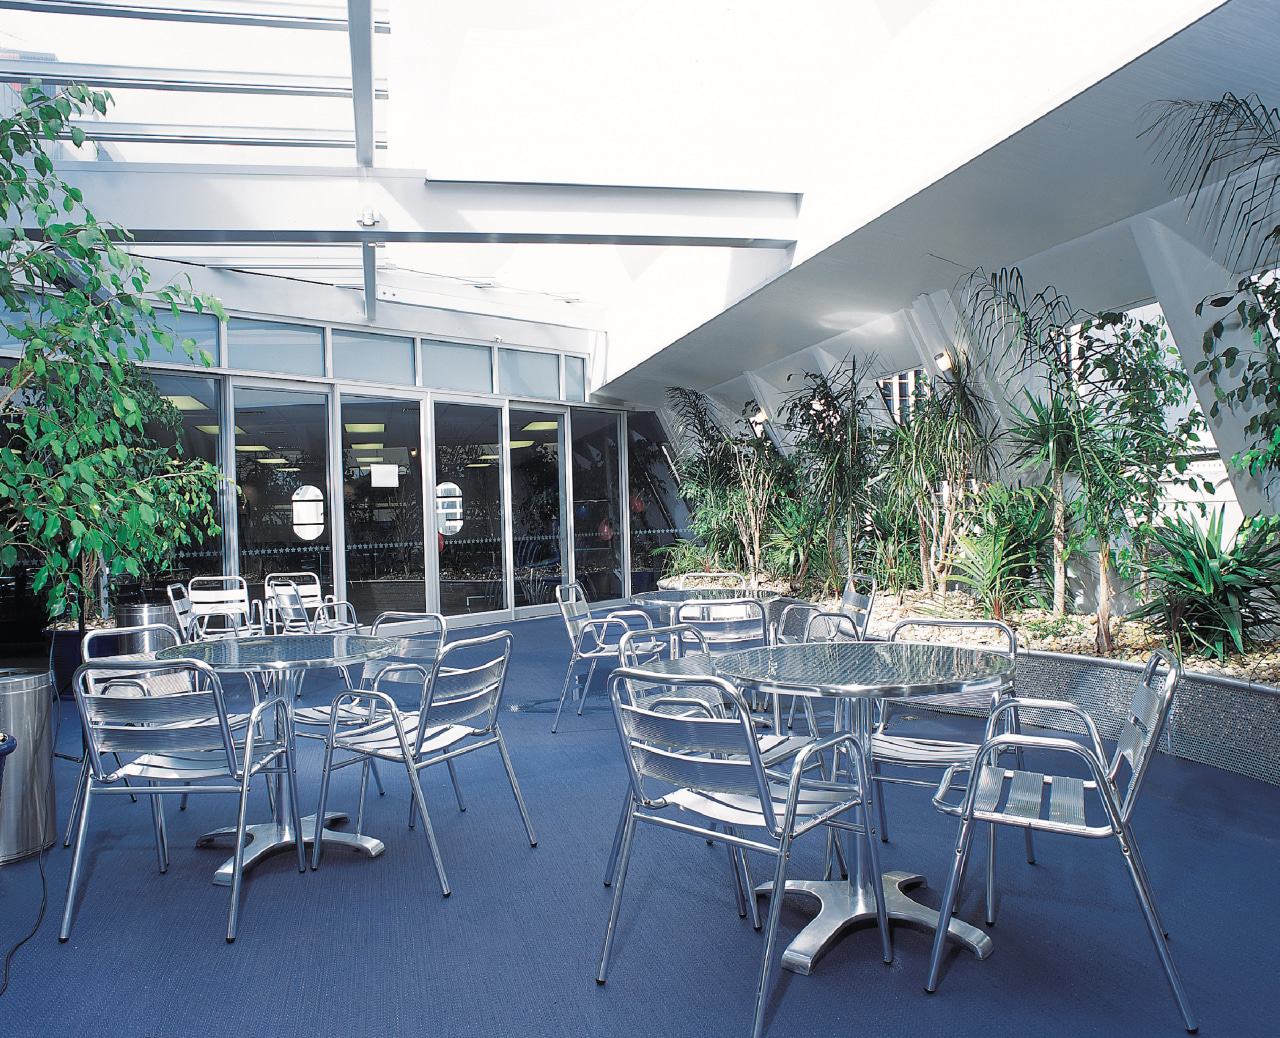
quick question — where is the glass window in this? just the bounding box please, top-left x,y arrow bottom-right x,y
144,310 -> 219,368
333,329 -> 415,385
565,355 -> 586,401
498,348 -> 559,399
233,386 -> 332,599
434,402 -> 506,616
510,409 -> 565,607
342,394 -> 425,616
143,373 -> 224,580
227,319 -> 323,376
571,408 -> 623,602
626,412 -> 684,594
420,339 -> 492,393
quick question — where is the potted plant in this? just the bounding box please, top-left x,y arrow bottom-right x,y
0,81 -> 224,684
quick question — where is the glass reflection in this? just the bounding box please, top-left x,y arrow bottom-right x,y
510,408 -> 564,607
571,409 -> 623,602
434,402 -> 506,615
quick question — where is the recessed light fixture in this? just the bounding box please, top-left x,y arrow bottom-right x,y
195,425 -> 219,434
163,395 -> 208,411
236,445 -> 269,452
522,421 -> 559,431
509,439 -> 534,448
280,467 -> 301,472
479,454 -> 500,460
466,462 -> 490,468
344,423 -> 385,434
258,458 -> 288,465
356,455 -> 383,463
349,443 -> 383,450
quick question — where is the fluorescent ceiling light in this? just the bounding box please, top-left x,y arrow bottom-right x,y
163,394 -> 208,411
349,442 -> 383,450
195,425 -> 219,434
479,453 -> 500,460
522,421 -> 559,431
280,467 -> 301,472
509,439 -> 534,448
466,462 -> 490,468
345,423 -> 384,433
258,458 -> 288,464
236,445 -> 269,452
356,455 -> 383,463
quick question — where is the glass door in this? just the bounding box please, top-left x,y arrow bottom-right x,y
341,394 -> 426,618
509,408 -> 566,610
433,401 -> 507,617
570,409 -> 624,602
232,385 -> 333,602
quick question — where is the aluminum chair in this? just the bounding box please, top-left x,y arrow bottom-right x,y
292,611 -> 449,810
839,573 -> 876,639
675,597 -> 770,712
870,618 -> 1022,851
62,658 -> 303,944
264,572 -> 358,634
166,583 -> 197,642
599,668 -> 891,1038
62,623 -> 186,847
187,575 -> 263,637
312,630 -> 536,896
552,581 -> 657,733
925,649 -> 1196,1033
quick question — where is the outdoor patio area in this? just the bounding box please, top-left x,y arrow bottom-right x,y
0,615 -> 1274,1038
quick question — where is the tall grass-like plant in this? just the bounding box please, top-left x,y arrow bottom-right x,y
948,530 -> 1029,620
1130,510 -> 1280,661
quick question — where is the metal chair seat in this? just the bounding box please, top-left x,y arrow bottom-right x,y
871,732 -> 985,767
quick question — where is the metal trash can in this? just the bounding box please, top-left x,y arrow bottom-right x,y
116,602 -> 179,654
0,667 -> 56,864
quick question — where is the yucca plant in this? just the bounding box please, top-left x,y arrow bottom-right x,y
948,530 -> 1029,620
1130,510 -> 1280,661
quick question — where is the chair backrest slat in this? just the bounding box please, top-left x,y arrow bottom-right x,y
416,631 -> 513,741
265,571 -> 326,610
367,611 -> 446,684
1112,650 -> 1180,821
840,574 -> 877,640
629,741 -> 761,797
556,582 -> 592,643
675,598 -> 767,653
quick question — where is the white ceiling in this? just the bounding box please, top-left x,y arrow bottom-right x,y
597,0 -> 1274,408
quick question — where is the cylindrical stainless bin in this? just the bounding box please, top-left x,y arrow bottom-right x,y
0,667 -> 56,864
116,603 -> 179,654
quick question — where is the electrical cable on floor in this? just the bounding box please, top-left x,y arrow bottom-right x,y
0,637 -> 60,998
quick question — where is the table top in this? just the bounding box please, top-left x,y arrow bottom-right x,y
640,640 -> 1014,700
157,633 -> 395,673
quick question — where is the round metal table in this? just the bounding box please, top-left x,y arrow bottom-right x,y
642,640 -> 1014,975
158,633 -> 396,884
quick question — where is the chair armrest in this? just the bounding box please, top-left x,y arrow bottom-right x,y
316,600 -> 358,626
371,663 -> 429,694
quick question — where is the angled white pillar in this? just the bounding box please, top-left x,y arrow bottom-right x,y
1129,215 -> 1274,513
347,0 -> 376,168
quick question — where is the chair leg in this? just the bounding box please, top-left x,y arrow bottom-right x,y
59,783 -> 95,942
925,814 -> 978,993
445,758 -> 467,812
726,833 -> 748,920
871,760 -> 891,843
985,821 -> 998,925
577,659 -> 599,715
369,759 -> 387,796
1117,826 -> 1196,1032
859,800 -> 894,964
311,742 -> 338,870
495,728 -> 537,846
285,747 -> 306,875
149,787 -> 169,874
1126,825 -> 1169,938
226,764 -> 255,943
63,755 -> 90,847
750,837 -> 793,1038
356,759 -> 371,836
552,655 -> 581,733
733,830 -> 761,930
597,801 -> 638,984
405,762 -> 451,897
603,787 -> 632,886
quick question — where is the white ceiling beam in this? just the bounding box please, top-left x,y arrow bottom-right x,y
0,0 -> 391,30
64,121 -> 386,148
0,58 -> 388,98
47,163 -> 801,247
347,0 -> 376,167
361,242 -> 377,320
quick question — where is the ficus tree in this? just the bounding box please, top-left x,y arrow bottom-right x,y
1,80 -> 226,622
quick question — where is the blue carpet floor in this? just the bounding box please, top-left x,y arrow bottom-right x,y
0,615 -> 1275,1037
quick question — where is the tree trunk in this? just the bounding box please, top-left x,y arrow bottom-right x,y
1095,537 -> 1114,653
1052,465 -> 1067,617
916,503 -> 932,596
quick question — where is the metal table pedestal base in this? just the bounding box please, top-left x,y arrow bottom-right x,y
758,870 -> 993,975
198,811 -> 385,886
